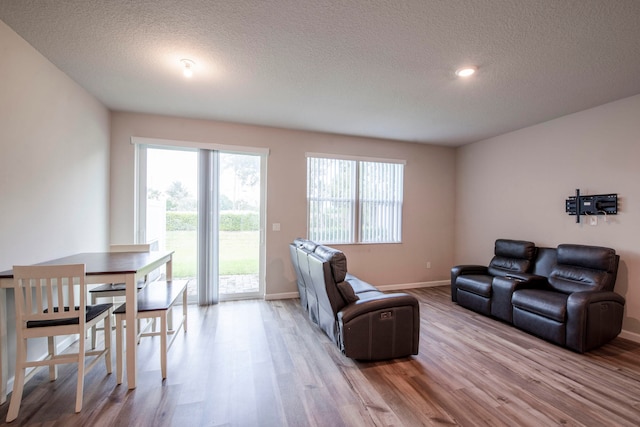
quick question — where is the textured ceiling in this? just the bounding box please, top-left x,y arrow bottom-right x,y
2,0 -> 640,146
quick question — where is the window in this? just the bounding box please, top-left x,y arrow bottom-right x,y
307,154 -> 404,244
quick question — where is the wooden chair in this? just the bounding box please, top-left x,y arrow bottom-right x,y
114,280 -> 187,382
7,264 -> 113,422
89,243 -> 151,348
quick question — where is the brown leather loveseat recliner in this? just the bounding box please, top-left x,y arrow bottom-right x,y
290,238 -> 420,360
451,239 -> 624,353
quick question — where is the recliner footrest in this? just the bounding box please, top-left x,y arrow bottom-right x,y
512,289 -> 568,322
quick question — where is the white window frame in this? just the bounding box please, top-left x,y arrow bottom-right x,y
306,153 -> 405,244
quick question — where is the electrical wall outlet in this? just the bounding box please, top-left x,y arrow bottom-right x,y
589,216 -> 598,226
426,261 -> 431,269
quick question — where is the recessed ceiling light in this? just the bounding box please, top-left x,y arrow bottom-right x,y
180,59 -> 195,78
455,66 -> 477,78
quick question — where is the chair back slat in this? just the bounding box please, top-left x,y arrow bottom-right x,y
24,279 -> 34,317
54,277 -> 64,314
13,264 -> 86,327
42,277 -> 53,315
68,277 -> 76,312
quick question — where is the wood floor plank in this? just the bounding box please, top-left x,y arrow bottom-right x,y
2,285 -> 640,426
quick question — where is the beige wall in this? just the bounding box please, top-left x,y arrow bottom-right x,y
0,21 -> 110,381
0,20 -> 110,269
455,94 -> 640,337
110,112 -> 456,297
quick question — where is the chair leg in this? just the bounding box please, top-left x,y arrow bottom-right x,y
115,314 -> 124,385
75,332 -> 85,413
160,313 -> 167,379
167,306 -> 174,332
183,288 -> 188,332
104,311 -> 113,374
6,337 -> 27,422
91,293 -> 98,349
47,336 -> 58,381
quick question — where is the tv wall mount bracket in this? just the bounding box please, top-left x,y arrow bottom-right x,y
565,189 -> 617,223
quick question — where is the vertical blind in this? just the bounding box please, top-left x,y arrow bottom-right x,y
359,161 -> 403,243
307,155 -> 404,244
307,157 -> 356,243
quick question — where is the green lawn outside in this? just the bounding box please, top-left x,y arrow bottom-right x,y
166,230 -> 259,277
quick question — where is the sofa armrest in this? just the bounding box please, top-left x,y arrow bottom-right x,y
338,293 -> 418,324
451,265 -> 488,277
566,291 -> 626,353
451,265 -> 488,302
568,291 -> 626,307
504,272 -> 547,285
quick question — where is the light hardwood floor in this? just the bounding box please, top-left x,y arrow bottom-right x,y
1,286 -> 640,426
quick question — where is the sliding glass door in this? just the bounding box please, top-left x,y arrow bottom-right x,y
137,144 -> 265,303
140,147 -> 198,301
218,153 -> 261,299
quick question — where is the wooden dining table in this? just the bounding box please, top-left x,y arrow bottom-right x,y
0,250 -> 174,403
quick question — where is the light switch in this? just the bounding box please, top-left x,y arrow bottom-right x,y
272,223 -> 281,231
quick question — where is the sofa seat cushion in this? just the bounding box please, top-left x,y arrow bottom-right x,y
512,289 -> 569,322
346,274 -> 379,294
356,290 -> 385,301
456,275 -> 492,298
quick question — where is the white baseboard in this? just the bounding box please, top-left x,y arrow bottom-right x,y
619,329 -> 640,344
265,292 -> 300,301
377,280 -> 449,291
266,280 -> 448,301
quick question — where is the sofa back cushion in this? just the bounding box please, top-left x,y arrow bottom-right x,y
311,244 -> 354,311
531,247 -> 557,277
313,245 -> 348,283
548,244 -> 619,293
294,238 -> 318,253
487,239 -> 536,277
556,244 -> 617,271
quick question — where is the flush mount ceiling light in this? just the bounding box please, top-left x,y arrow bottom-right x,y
180,59 -> 195,78
455,66 -> 477,78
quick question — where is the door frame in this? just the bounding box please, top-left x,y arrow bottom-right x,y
133,137 -> 269,304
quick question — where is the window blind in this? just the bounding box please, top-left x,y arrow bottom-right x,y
359,161 -> 403,243
307,155 -> 403,244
